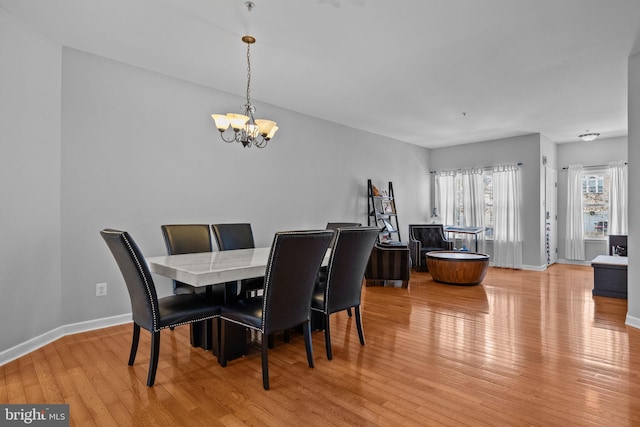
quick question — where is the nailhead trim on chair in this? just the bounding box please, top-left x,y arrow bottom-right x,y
122,232 -> 218,332
122,232 -> 160,332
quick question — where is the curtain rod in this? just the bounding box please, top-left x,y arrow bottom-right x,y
430,162 -> 523,174
561,162 -> 627,170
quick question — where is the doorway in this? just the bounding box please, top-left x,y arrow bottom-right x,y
545,167 -> 558,265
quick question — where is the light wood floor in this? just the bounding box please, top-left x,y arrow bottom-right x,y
2,264 -> 639,426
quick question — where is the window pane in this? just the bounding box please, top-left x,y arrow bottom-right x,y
582,172 -> 609,237
483,173 -> 493,239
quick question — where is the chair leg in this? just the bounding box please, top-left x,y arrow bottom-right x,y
128,323 -> 140,366
354,305 -> 365,345
323,314 -> 332,360
219,319 -> 228,367
147,331 -> 161,387
261,333 -> 270,390
347,308 -> 352,318
303,321 -> 315,368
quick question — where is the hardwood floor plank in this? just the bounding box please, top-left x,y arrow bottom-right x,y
3,264 -> 640,425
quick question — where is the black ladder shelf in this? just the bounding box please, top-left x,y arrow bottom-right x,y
367,179 -> 401,243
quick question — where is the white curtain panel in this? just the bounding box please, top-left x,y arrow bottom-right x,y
435,171 -> 457,226
461,168 -> 485,251
565,164 -> 585,260
608,160 -> 628,235
492,164 -> 522,268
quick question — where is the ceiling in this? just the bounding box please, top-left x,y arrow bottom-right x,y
3,0 -> 640,148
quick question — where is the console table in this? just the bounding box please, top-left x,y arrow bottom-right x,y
443,226 -> 485,252
591,255 -> 627,299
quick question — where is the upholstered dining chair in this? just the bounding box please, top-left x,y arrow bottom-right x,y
212,223 -> 263,297
325,222 -> 361,247
161,224 -> 213,295
311,226 -> 379,360
408,224 -> 453,271
319,222 -> 362,310
100,229 -> 221,386
219,230 -> 333,390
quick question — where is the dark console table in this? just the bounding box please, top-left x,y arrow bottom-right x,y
591,255 -> 627,299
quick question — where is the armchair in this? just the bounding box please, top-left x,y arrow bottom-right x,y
609,235 -> 627,256
408,224 -> 453,271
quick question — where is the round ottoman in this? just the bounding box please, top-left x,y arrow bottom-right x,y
426,251 -> 490,285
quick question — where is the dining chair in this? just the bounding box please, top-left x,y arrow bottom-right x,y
161,224 -> 213,295
311,226 -> 380,360
219,229 -> 333,390
212,223 -> 264,297
325,222 -> 361,247
100,229 -> 221,386
321,222 -> 361,318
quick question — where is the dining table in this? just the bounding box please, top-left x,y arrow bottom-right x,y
146,247 -> 331,362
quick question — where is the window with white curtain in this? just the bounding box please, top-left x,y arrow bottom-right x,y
565,161 -> 626,259
437,170 -> 494,238
435,164 -> 521,268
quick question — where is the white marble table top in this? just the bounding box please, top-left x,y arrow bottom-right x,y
147,247 -> 330,287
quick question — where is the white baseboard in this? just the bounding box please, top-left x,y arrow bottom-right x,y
521,264 -> 547,271
0,313 -> 131,366
558,258 -> 591,266
489,263 -> 547,271
626,314 -> 640,330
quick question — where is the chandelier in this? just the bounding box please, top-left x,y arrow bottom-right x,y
211,34 -> 278,148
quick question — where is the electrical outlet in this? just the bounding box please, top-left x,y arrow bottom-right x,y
96,282 -> 107,297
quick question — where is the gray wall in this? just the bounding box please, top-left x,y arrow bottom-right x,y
0,9 -> 431,356
60,47 -> 431,325
429,133 -> 546,269
0,9 -> 62,352
556,136 -> 628,262
628,51 -> 640,328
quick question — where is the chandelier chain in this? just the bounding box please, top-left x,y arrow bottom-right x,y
246,42 -> 252,109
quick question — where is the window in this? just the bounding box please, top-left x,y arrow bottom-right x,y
582,171 -> 609,237
483,172 -> 494,239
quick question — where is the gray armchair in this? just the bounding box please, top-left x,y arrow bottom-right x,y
408,224 -> 453,271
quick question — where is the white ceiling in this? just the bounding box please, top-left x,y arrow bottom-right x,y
3,0 -> 640,148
